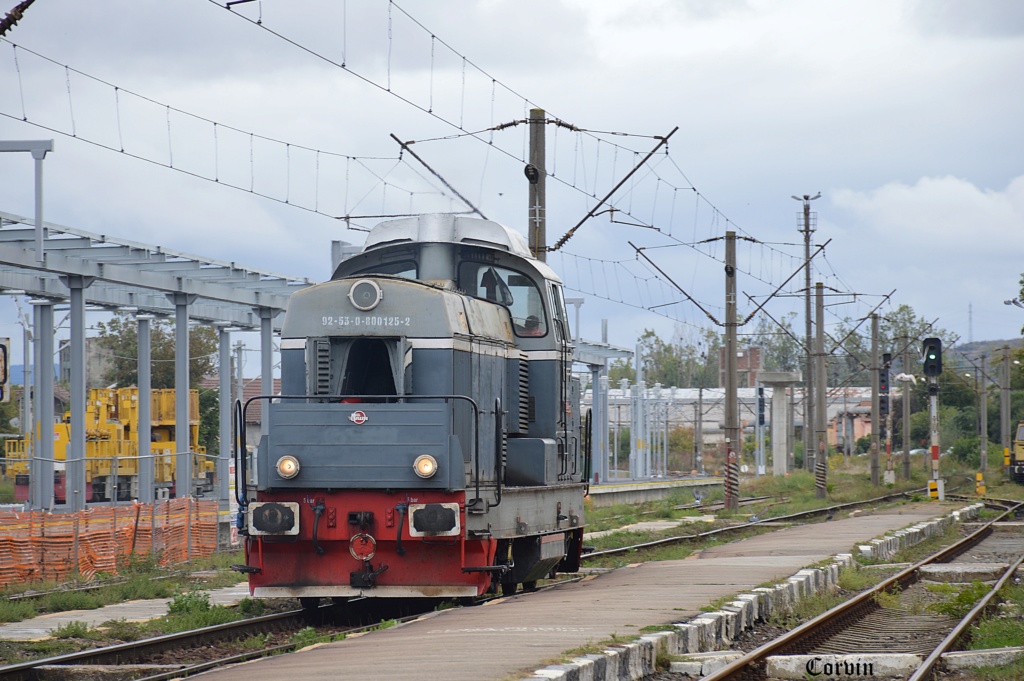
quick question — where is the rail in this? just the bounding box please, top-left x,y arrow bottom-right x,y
701,501 -> 1024,681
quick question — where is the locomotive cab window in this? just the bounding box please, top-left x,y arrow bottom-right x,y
458,262 -> 547,338
549,283 -> 570,342
352,259 -> 417,279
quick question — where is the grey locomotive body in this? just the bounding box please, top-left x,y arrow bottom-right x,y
236,214 -> 587,601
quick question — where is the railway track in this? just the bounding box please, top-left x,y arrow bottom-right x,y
698,500 -> 1024,681
0,488 -> 984,681
0,571 -> 582,681
0,598 -> 437,681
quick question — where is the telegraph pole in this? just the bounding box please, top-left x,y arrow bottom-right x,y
1000,345 -> 1011,471
814,282 -> 827,497
902,337 -> 911,481
980,354 -> 988,476
793,193 -> 820,470
527,108 -> 546,261
870,313 -> 880,486
724,231 -> 739,511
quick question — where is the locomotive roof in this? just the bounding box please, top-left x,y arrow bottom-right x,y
363,214 -> 534,260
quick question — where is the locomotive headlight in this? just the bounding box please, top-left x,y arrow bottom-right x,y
276,455 -> 301,479
413,454 -> 438,479
348,279 -> 383,311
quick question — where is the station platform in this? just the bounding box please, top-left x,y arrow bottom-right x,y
190,501 -> 957,681
587,477 -> 722,508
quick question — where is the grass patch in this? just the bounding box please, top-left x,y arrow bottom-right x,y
290,626 -> 324,649
926,580 -> 991,619
837,566 -> 887,591
97,618 -> 147,642
241,633 -> 273,650
0,599 -> 38,623
969,583 -> 1024,650
51,621 -> 98,640
768,590 -> 847,629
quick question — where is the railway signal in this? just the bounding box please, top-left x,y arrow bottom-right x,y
922,338 -> 943,376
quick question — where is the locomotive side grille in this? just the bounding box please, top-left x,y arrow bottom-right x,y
314,339 -> 331,395
518,356 -> 530,430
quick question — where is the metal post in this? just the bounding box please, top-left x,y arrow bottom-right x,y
21,320 -> 31,466
235,341 -> 244,411
137,315 -> 154,503
168,293 -> 196,497
696,386 -> 704,475
598,374 -> 609,482
218,325 -> 233,544
256,307 -> 278,436
62,275 -> 94,511
30,299 -> 54,510
0,139 -> 54,263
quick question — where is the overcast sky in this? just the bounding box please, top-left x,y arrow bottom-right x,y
1,0 -> 1022,377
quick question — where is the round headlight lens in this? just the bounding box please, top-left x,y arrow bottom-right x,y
348,279 -> 383,311
276,455 -> 301,479
413,454 -> 438,479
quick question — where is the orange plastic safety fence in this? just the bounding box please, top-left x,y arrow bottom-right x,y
0,499 -> 219,588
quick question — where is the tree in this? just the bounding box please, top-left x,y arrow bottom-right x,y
94,314 -> 218,389
829,305 -> 949,386
748,311 -> 802,372
94,313 -> 221,453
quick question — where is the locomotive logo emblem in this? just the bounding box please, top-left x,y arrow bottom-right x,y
348,410 -> 369,425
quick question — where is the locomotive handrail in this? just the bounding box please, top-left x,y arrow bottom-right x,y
237,393 -> 495,506
494,397 -> 503,507
232,399 -> 245,508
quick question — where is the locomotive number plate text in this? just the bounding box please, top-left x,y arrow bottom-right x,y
322,315 -> 411,327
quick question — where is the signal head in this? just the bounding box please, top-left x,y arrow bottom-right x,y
922,338 -> 943,377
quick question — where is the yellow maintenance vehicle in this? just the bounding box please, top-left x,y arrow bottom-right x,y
1012,420 -> 1024,485
3,387 -> 212,502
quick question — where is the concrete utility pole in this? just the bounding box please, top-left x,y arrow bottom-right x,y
527,108 -> 546,261
814,283 -> 827,497
724,231 -> 739,511
902,337 -> 912,481
1000,346 -> 1011,469
870,313 -> 880,486
792,192 -> 820,470
980,355 -> 988,475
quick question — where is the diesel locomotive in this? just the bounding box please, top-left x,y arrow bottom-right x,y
233,214 -> 589,605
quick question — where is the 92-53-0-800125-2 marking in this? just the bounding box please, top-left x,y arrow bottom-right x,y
322,315 -> 412,327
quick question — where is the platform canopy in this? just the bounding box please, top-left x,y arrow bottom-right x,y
0,210 -> 314,329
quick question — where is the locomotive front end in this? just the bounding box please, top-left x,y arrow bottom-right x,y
236,275 -> 506,600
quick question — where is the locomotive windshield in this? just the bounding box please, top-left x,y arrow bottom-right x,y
458,262 -> 547,338
352,259 -> 417,279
